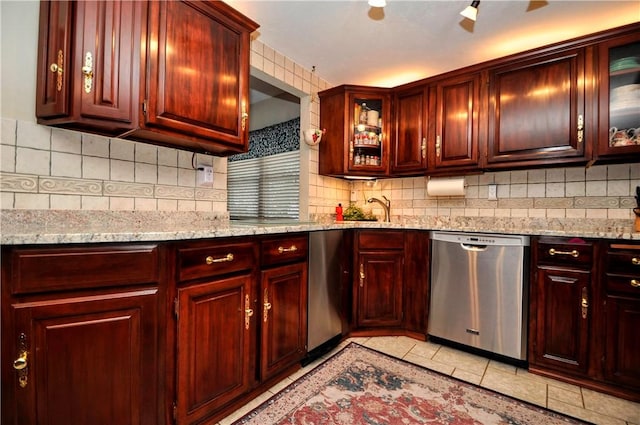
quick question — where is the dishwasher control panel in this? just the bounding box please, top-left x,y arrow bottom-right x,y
430,231 -> 530,247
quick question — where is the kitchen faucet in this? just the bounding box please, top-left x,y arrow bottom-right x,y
367,196 -> 391,222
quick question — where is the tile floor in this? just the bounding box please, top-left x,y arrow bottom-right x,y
218,336 -> 640,425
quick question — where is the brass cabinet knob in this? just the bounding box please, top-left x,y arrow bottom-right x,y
13,351 -> 28,371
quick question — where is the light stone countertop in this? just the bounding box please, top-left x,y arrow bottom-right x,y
1,210 -> 638,245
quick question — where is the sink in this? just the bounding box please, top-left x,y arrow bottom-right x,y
230,219 -> 316,227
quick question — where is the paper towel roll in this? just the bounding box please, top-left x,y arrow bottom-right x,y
427,178 -> 466,197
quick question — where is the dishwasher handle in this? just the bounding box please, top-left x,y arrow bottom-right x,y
461,243 -> 488,252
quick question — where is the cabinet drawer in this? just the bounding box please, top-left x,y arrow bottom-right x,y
358,231 -> 404,250
261,234 -> 308,266
605,243 -> 640,275
605,274 -> 640,297
177,242 -> 257,282
10,244 -> 159,294
536,238 -> 593,268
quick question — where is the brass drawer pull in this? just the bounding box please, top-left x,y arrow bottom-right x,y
263,288 -> 272,323
359,263 -> 365,287
205,253 -> 234,264
548,248 -> 579,258
631,279 -> 640,288
13,351 -> 27,371
632,257 -> 640,266
581,287 -> 588,319
278,245 -> 298,254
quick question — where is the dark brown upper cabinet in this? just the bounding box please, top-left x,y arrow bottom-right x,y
36,0 -> 143,132
485,48 -> 590,169
431,72 -> 482,173
36,1 -> 258,156
319,85 -> 391,178
595,31 -> 640,160
391,86 -> 429,175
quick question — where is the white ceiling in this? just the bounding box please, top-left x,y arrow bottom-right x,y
228,0 -> 639,89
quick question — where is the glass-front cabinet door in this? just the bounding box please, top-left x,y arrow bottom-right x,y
350,96 -> 385,173
597,33 -> 640,158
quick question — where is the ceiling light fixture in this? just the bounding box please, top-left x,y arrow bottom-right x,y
460,0 -> 480,21
368,0 -> 386,8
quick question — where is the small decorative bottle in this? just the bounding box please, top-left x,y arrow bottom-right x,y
336,203 -> 343,221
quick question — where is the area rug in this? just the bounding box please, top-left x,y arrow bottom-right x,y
233,342 -> 590,425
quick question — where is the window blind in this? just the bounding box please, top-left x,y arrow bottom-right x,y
227,150 -> 300,219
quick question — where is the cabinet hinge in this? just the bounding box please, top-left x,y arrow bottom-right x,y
173,297 -> 179,319
142,100 -> 147,115
172,401 -> 177,422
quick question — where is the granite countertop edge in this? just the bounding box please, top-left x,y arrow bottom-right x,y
1,210 -> 638,244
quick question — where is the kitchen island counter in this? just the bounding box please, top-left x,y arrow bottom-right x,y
1,209 -> 638,245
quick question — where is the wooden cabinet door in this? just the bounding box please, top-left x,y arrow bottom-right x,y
403,230 -> 430,335
531,266 -> 591,376
73,0 -> 141,124
146,1 -> 257,153
603,295 -> 640,389
392,87 -> 428,175
260,263 -> 308,381
356,251 -> 404,328
35,0 -> 73,118
176,274 -> 253,425
487,49 -> 587,168
36,0 -> 142,129
433,73 -> 480,170
10,289 -> 159,425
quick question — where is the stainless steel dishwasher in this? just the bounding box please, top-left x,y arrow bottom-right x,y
304,230 -> 345,364
428,231 -> 530,361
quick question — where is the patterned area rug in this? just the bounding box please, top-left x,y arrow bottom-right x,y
233,342 -> 591,425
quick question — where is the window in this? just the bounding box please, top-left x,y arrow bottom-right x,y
228,150 -> 300,219
228,116 -> 300,220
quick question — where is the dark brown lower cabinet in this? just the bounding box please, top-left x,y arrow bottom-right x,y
530,266 -> 591,375
175,274 -> 254,425
1,243 -> 163,425
354,231 -> 404,329
530,237 -> 640,403
603,296 -> 640,388
260,262 -> 308,381
11,289 -> 159,425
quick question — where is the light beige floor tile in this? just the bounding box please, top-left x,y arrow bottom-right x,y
405,339 -> 441,359
582,388 -> 640,424
548,384 -> 584,408
452,368 -> 483,385
481,367 -> 548,407
403,352 -> 455,375
363,335 -> 417,359
431,346 -> 489,376
517,368 -> 582,393
487,359 -> 517,374
267,376 -> 294,395
548,397 -> 627,425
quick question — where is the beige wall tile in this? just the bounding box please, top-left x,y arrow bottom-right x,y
607,164 -> 630,180
83,156 -> 109,180
15,193 -> 49,209
135,143 -> 157,164
110,197 -> 134,210
51,152 -> 82,178
607,180 -> 629,196
82,196 -> 109,210
586,165 -> 607,180
157,199 -> 178,211
17,121 -> 50,150
50,194 -> 81,209
135,162 -> 157,184
51,128 -> 81,153
111,159 -> 135,182
82,134 -> 110,157
565,167 -> 586,182
16,147 -> 49,175
39,176 -> 102,195
1,192 -> 14,208
134,198 -> 157,211
586,180 -> 607,196
110,138 -> 135,161
1,145 -> 15,172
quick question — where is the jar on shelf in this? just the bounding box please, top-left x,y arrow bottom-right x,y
360,103 -> 368,125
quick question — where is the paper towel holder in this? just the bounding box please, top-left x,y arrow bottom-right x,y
426,176 -> 468,197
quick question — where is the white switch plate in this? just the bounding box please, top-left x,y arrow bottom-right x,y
488,183 -> 497,200
350,190 -> 358,202
197,165 -> 213,187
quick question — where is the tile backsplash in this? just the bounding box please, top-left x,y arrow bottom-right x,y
352,165 -> 639,221
1,119 -> 227,212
